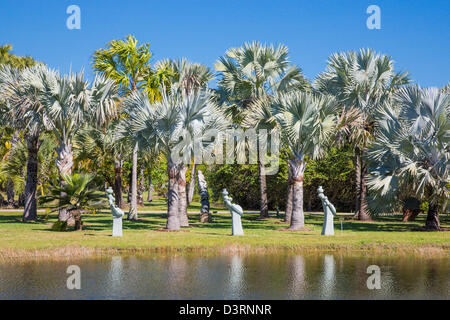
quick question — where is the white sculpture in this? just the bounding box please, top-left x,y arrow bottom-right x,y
317,186 -> 336,236
222,189 -> 244,236
106,187 -> 124,237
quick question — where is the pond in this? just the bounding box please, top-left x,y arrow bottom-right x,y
0,253 -> 448,299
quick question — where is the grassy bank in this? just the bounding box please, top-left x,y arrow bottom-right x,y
0,198 -> 449,260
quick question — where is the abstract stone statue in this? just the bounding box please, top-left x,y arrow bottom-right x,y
222,189 -> 244,236
197,170 -> 211,222
317,186 -> 336,235
106,187 -> 124,237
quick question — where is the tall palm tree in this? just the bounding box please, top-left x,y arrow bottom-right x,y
367,86 -> 449,230
241,96 -> 295,222
216,41 -> 309,218
0,45 -> 36,208
168,58 -> 214,95
166,59 -> 215,209
93,35 -> 156,220
314,49 -> 409,220
270,92 -> 339,230
18,66 -> 118,222
0,64 -> 50,221
118,89 -> 229,230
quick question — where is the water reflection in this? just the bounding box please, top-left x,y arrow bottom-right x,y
320,255 -> 336,299
107,256 -> 123,290
288,255 -> 306,299
227,255 -> 244,299
0,254 -> 448,300
166,256 -> 188,298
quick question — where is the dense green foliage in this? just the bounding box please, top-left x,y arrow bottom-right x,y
207,147 -> 355,212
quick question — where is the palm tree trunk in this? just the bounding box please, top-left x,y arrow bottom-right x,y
127,142 -> 138,220
114,154 -> 124,209
359,158 -> 370,220
147,167 -> 153,202
289,158 -> 306,230
127,171 -> 132,203
354,147 -> 361,218
73,210 -> 83,231
425,203 -> 440,230
354,147 -> 371,220
178,165 -> 189,227
22,135 -> 40,222
258,151 -> 269,218
285,161 -> 293,223
138,165 -> 145,206
166,158 -> 180,230
56,141 -> 74,223
187,163 -> 196,205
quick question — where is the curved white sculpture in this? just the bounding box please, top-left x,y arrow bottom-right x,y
317,186 -> 336,236
106,187 -> 124,237
222,189 -> 244,236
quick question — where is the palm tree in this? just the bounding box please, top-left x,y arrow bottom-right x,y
118,89 -> 229,230
270,92 -> 339,230
0,64 -> 50,221
40,173 -> 104,231
93,35 -> 157,220
81,76 -> 127,209
0,46 -> 36,208
0,44 -> 36,69
73,122 -> 129,194
367,86 -> 449,230
17,66 -> 118,222
216,41 -> 309,218
168,58 -> 214,95
0,134 -> 58,209
314,49 -> 409,220
166,59 -> 214,208
241,96 -> 296,223
0,128 -> 20,207
441,83 -> 450,94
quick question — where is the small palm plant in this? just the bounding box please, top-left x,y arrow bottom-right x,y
40,174 -> 105,231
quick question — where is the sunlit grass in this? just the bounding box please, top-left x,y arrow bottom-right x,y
0,198 -> 449,259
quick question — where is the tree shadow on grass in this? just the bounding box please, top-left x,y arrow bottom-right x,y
82,218 -> 166,231
335,221 -> 421,232
0,214 -> 53,225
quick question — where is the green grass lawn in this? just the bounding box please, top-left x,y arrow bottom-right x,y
0,197 -> 449,259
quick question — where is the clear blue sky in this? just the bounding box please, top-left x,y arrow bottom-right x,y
1,0 -> 449,87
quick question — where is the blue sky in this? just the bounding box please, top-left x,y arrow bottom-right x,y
1,0 -> 449,87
